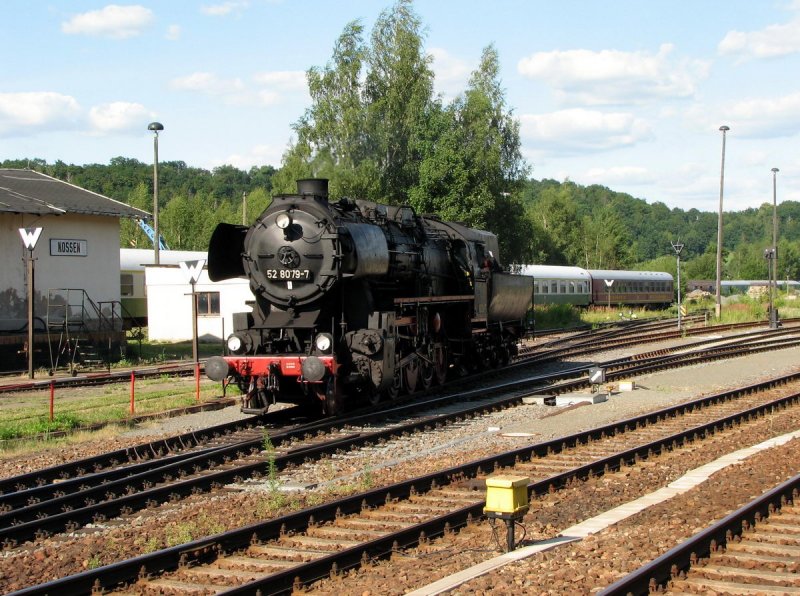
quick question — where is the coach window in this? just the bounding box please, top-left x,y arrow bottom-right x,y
196,291 -> 220,316
120,274 -> 134,297
559,281 -> 567,294
550,281 -> 558,294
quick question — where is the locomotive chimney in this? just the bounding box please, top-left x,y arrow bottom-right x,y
297,178 -> 328,199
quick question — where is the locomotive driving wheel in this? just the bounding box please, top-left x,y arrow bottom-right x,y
317,376 -> 342,417
403,357 -> 419,394
420,356 -> 434,390
384,369 -> 401,400
433,344 -> 448,385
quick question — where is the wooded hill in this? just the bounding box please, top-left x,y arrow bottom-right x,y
4,156 -> 796,283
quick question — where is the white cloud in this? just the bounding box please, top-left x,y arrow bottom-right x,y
170,72 -> 245,95
429,47 -> 472,100
211,143 -> 285,169
201,1 -> 250,16
517,44 -> 709,105
689,91 -> 800,138
165,24 -> 181,41
88,102 -> 153,135
724,93 -> 800,137
718,18 -> 800,60
61,5 -> 154,39
0,92 -> 81,137
584,166 -> 655,186
252,71 -> 307,92
520,108 -> 654,153
171,70 -> 308,107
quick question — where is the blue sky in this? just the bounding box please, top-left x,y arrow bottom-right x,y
3,1 -> 799,212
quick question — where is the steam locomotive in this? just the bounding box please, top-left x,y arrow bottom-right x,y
204,179 -> 533,416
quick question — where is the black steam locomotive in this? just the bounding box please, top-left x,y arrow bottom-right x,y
205,179 -> 533,416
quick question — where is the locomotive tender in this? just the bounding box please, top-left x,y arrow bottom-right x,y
205,179 -> 533,416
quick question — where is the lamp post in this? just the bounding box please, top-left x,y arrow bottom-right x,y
771,167 -> 779,323
765,248 -> 778,328
19,227 -> 43,379
715,125 -> 730,319
672,241 -> 684,330
148,122 -> 164,265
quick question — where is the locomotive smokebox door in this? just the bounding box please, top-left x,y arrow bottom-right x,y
207,223 -> 247,281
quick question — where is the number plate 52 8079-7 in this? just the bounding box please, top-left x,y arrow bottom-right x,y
266,269 -> 312,281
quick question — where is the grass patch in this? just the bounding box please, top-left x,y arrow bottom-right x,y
532,293 -> 787,333
0,376 -> 223,443
122,331 -> 224,365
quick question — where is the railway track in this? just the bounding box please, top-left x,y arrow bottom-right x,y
0,315 -> 773,397
12,359 -> 800,594
0,361 -> 201,395
3,327 -> 800,549
602,470 -> 800,595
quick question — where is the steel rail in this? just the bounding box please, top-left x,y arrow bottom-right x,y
4,333 -> 800,546
13,375 -> 800,595
599,473 -> 800,595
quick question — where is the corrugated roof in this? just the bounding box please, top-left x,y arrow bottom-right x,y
0,168 -> 150,218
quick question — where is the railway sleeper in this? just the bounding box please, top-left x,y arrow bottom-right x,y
718,551 -> 800,567
308,525 -> 388,539
217,555 -> 300,571
673,577 -> 800,595
247,543 -> 330,561
681,564 -> 800,586
138,577 -> 228,594
335,517 -> 414,529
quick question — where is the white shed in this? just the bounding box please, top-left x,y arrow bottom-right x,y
145,263 -> 252,342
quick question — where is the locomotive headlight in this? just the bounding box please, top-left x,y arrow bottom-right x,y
276,212 -> 292,229
227,334 -> 244,354
314,333 -> 333,353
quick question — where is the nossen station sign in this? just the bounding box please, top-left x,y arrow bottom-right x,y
50,238 -> 88,257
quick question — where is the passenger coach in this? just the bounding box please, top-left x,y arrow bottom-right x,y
588,269 -> 673,307
518,265 -> 591,306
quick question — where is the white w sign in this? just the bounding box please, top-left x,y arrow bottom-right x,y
18,227 -> 43,250
179,259 -> 206,284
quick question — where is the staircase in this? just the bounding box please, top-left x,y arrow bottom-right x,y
45,289 -> 138,374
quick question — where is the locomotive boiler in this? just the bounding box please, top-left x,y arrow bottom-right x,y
205,179 -> 533,416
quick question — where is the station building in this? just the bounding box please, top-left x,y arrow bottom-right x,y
0,168 -> 148,371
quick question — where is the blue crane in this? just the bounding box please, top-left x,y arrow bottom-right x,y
136,218 -> 170,250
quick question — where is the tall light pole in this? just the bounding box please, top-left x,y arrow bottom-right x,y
148,122 -> 164,265
715,125 -> 730,319
771,166 -> 779,285
672,241 -> 684,330
771,167 -> 780,328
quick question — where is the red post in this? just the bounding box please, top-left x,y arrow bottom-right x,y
195,362 -> 200,401
49,381 -> 54,422
130,371 -> 135,415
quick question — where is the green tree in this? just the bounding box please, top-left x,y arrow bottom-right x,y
363,0 -> 435,201
409,45 -> 530,260
120,183 -> 152,248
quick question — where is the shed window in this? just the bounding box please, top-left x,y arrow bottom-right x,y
120,273 -> 134,297
196,291 -> 220,316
